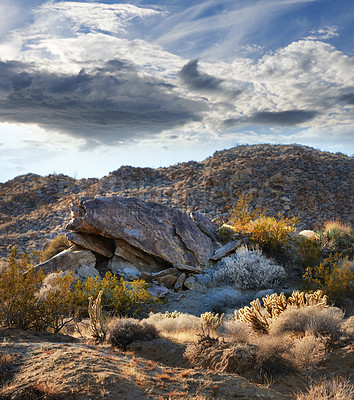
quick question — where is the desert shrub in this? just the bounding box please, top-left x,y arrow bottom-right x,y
206,286 -> 243,314
144,311 -> 201,336
289,334 -> 327,374
222,320 -> 250,343
216,224 -> 236,243
343,315 -> 354,337
75,272 -> 157,318
107,317 -> 159,350
249,215 -> 297,257
0,248 -> 45,330
227,193 -> 297,259
41,235 -> 71,262
38,271 -> 79,333
295,376 -> 354,400
303,253 -> 354,300
214,246 -> 285,289
0,248 -> 79,332
316,221 -> 354,259
0,350 -> 16,384
228,192 -> 263,232
269,305 -> 344,341
184,340 -> 258,375
235,290 -> 329,334
293,235 -> 322,269
252,335 -> 295,381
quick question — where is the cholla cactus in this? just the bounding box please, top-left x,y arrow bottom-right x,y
263,292 -> 288,318
164,310 -> 182,319
200,312 -> 224,338
288,290 -> 328,308
235,298 -> 270,334
88,290 -> 106,341
234,290 -> 329,334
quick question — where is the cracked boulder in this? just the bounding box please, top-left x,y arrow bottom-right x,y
66,196 -> 214,270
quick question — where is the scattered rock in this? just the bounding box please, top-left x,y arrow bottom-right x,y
158,275 -> 178,289
174,273 -> 186,291
210,240 -> 243,261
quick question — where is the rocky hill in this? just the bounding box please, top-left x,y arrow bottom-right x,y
0,144 -> 352,266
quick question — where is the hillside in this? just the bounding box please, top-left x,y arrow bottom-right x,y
0,144 -> 352,265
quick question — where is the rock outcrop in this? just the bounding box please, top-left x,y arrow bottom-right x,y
65,196 -> 214,269
0,144 -> 352,266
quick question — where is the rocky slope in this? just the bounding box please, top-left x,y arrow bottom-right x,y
0,144 -> 352,265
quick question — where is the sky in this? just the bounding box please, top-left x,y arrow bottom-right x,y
0,0 -> 353,182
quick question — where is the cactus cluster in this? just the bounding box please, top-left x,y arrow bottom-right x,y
235,290 -> 328,334
200,312 -> 224,338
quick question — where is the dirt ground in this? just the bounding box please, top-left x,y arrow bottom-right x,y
0,326 -> 353,400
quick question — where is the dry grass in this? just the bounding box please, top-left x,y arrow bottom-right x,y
269,305 -> 344,340
222,320 -> 250,343
143,312 -> 201,343
295,376 -> 354,400
323,220 -> 352,236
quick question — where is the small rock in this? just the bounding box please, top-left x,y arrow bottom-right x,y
174,273 -> 186,291
158,275 -> 178,289
210,240 -> 243,261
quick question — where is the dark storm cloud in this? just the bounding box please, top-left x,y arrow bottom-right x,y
224,110 -> 319,127
338,93 -> 354,105
0,59 -> 206,144
179,59 -> 224,92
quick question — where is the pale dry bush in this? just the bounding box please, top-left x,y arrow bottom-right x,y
289,334 -> 327,374
107,318 -> 159,350
143,312 -> 201,341
295,376 -> 354,400
222,320 -> 251,343
214,246 -> 285,289
252,334 -> 295,380
342,316 -> 354,337
269,305 -> 344,340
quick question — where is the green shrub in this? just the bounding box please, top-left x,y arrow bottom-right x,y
316,221 -> 354,259
0,248 -> 77,332
41,235 -> 71,262
107,318 -> 159,350
75,272 -> 157,318
228,193 -> 263,232
226,193 -> 297,259
249,215 -> 297,256
0,249 -> 156,333
303,253 -> 354,300
0,248 -> 44,330
293,236 -> 322,269
216,224 -> 236,243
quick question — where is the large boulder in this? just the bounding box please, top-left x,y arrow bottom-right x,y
66,197 -> 214,268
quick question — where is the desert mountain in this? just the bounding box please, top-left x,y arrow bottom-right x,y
0,144 -> 352,265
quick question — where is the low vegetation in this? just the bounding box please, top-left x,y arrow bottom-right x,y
40,234 -> 71,262
0,248 -> 157,334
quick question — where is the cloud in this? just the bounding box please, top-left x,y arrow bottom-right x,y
306,26 -> 339,40
338,93 -> 354,105
0,59 -> 206,144
179,59 -> 224,92
224,110 -> 319,127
